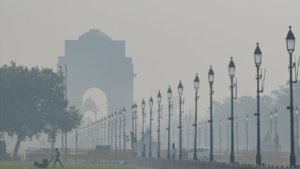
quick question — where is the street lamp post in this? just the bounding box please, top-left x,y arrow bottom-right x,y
236,116 -> 239,154
208,66 -> 215,161
149,96 -> 154,158
167,86 -> 172,159
104,117 -> 107,146
227,120 -> 229,151
111,114 -> 114,150
178,81 -> 183,159
119,110 -> 122,150
198,122 -> 201,147
108,117 -> 111,148
274,109 -> 278,151
122,108 -> 126,153
131,104 -> 134,156
205,121 -> 207,147
141,99 -> 146,157
296,106 -> 299,161
246,114 -> 249,151
157,91 -> 162,158
254,42 -> 265,165
134,103 -> 138,156
286,26 -> 297,167
193,73 -> 200,160
219,119 -> 222,154
115,111 -> 118,150
228,57 -> 237,163
270,111 -> 273,135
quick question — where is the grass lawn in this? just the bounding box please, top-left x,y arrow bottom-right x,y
0,161 -> 141,169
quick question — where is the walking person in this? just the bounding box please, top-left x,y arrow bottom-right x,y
52,148 -> 64,168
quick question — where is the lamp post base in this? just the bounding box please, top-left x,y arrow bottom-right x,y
209,154 -> 214,161
256,154 -> 261,165
230,154 -> 235,163
193,153 -> 197,160
290,154 -> 296,167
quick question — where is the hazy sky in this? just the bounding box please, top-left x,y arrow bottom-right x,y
1,0 -> 300,119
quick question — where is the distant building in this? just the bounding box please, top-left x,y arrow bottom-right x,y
261,131 -> 281,152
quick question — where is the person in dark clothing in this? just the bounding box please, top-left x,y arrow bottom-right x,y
52,148 -> 64,168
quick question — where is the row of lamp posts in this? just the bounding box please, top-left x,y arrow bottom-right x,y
129,26 -> 297,167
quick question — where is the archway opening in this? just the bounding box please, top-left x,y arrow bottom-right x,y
82,88 -> 108,121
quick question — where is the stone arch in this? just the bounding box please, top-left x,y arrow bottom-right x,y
82,88 -> 108,121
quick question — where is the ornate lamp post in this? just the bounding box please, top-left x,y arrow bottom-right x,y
115,111 -> 118,150
131,104 -> 134,156
198,122 -> 201,147
119,110 -> 122,150
274,109 -> 278,151
236,115 -> 239,154
205,121 -> 207,147
245,114 -> 249,151
108,115 -> 111,147
122,108 -> 126,152
167,86 -> 172,159
227,120 -> 229,151
141,99 -> 146,157
228,57 -> 237,163
157,90 -> 162,158
286,26 -> 297,167
253,42 -> 265,165
104,117 -> 107,145
134,103 -> 138,156
208,66 -> 215,161
296,106 -> 299,160
270,111 -> 273,135
219,119 -> 222,154
111,113 -> 114,150
149,96 -> 154,157
193,73 -> 200,160
178,81 -> 183,159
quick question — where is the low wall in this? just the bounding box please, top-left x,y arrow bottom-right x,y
128,157 -> 297,169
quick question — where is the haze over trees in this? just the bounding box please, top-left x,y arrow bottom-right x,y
0,62 -> 82,159
213,81 -> 300,151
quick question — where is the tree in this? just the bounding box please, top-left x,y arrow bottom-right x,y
271,81 -> 300,151
0,62 -> 82,159
212,95 -> 274,151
